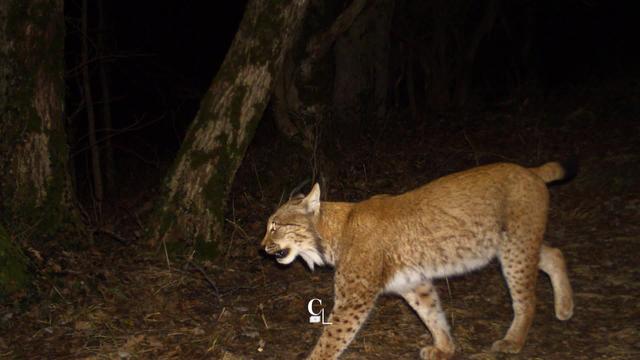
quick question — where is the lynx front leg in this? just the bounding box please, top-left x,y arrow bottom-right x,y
307,277 -> 378,360
402,282 -> 455,360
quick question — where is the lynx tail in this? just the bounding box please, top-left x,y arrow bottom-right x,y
531,158 -> 578,185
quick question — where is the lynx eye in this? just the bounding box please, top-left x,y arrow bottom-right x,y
270,221 -> 277,232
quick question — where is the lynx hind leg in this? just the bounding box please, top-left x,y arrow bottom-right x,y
493,240 -> 541,354
539,244 -> 574,320
402,282 -> 455,360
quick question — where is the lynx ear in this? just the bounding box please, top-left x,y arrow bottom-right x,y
301,183 -> 321,215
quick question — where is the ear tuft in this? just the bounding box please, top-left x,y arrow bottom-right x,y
301,183 -> 321,215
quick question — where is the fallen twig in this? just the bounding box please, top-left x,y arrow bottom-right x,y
187,260 -> 221,301
97,228 -> 130,245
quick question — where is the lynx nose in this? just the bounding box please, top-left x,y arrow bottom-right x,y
261,235 -> 271,247
263,241 -> 279,254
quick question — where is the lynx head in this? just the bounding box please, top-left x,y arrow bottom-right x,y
261,183 -> 325,270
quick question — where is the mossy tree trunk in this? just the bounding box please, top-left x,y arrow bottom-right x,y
0,0 -> 81,294
148,0 -> 310,256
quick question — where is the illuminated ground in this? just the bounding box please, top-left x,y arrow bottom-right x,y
2,86 -> 639,359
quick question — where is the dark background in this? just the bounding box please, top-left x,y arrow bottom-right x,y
64,1 -> 247,196
63,0 -> 639,200
4,1 -> 639,358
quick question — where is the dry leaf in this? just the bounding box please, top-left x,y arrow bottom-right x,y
74,321 -> 92,331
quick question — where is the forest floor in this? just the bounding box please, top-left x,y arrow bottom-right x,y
2,83 -> 640,359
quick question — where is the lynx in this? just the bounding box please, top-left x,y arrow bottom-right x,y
262,161 -> 575,360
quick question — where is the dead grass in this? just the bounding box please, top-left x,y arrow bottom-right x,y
1,104 -> 639,359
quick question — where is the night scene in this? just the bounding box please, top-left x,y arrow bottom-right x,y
0,0 -> 638,359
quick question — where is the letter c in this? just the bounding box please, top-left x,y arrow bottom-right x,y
308,298 -> 322,316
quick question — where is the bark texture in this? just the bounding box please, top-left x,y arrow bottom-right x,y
149,0 -> 310,255
332,0 -> 394,126
0,0 -> 80,292
272,0 -> 394,186
0,225 -> 29,296
273,0 -> 371,150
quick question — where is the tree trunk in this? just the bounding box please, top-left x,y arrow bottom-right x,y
520,0 -> 538,88
272,0 -> 372,184
332,0 -> 394,127
0,0 -> 82,293
148,0 -> 310,256
0,225 -> 29,295
82,0 -> 104,209
425,0 -> 454,112
98,0 -> 116,194
453,0 -> 498,107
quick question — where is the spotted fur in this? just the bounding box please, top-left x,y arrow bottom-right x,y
261,161 -> 575,359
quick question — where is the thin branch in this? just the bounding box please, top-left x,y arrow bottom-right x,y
224,218 -> 251,241
110,143 -> 160,167
70,114 -> 164,157
65,53 -> 156,76
82,0 -> 103,204
187,260 -> 221,301
305,0 -> 369,63
96,228 -> 130,245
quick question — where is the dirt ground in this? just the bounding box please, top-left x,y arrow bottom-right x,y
1,86 -> 639,359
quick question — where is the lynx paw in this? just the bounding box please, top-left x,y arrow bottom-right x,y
556,296 -> 574,321
420,346 -> 454,360
491,339 -> 523,354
